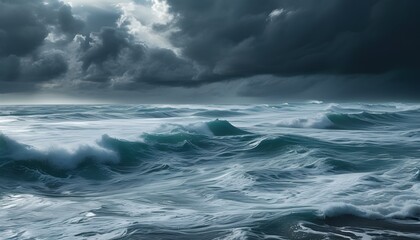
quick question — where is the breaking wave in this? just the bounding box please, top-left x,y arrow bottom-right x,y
0,120 -> 252,181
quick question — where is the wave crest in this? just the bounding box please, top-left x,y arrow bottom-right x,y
321,203 -> 420,220
206,120 -> 250,136
277,110 -> 413,129
0,134 -> 119,170
0,120 -> 250,181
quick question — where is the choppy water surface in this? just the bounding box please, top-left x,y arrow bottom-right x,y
1,102 -> 420,239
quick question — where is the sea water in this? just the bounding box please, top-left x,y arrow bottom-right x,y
0,102 -> 420,239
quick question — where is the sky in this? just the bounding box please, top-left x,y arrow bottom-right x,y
0,0 -> 419,103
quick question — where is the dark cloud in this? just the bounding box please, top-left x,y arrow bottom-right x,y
0,56 -> 20,81
73,6 -> 120,33
57,4 -> 85,38
0,1 -> 49,57
0,0 -> 81,83
167,0 -> 420,77
136,48 -> 197,86
237,72 -> 420,101
79,27 -> 196,85
152,0 -> 420,99
23,51 -> 68,82
0,0 -> 419,101
82,27 -> 129,70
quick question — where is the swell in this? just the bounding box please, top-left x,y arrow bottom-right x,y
193,110 -> 247,117
327,111 -> 408,129
206,119 -> 251,136
0,120 -> 251,182
1,117 -> 416,188
250,204 -> 420,239
0,134 -> 122,181
320,203 -> 420,221
1,124 -> 412,183
278,109 -> 418,130
0,133 -> 175,182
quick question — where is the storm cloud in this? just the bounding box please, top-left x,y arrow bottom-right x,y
0,0 -> 78,83
168,0 -> 420,77
0,0 -> 419,100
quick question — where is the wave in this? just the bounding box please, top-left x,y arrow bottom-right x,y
247,135 -> 335,155
0,134 -> 122,182
0,134 -> 119,169
321,203 -> 383,219
320,203 -> 420,221
277,110 -> 412,129
328,110 -> 413,129
0,134 -> 184,184
308,100 -> 323,104
206,119 -> 251,136
404,130 -> 420,138
193,110 -> 246,117
156,119 -> 251,136
297,203 -> 420,240
0,120 -> 250,181
277,114 -> 333,129
134,111 -> 178,118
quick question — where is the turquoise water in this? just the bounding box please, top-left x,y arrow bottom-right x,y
1,103 -> 420,239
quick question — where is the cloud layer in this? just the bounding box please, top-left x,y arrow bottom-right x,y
0,0 -> 419,101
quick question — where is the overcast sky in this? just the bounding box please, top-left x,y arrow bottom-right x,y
0,0 -> 419,103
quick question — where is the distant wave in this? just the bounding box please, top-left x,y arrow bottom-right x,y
248,135 -> 328,153
206,119 -> 251,136
277,114 -> 334,129
193,110 -> 247,118
277,110 -> 415,129
156,119 -> 251,137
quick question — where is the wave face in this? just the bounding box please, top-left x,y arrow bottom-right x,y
1,103 -> 420,239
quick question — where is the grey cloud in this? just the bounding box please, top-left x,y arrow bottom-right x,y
23,51 -> 68,82
57,4 -> 85,38
237,72 -> 420,101
78,26 -> 197,86
165,0 -> 420,97
73,6 -> 121,33
0,1 -> 49,57
137,48 -> 197,86
0,56 -> 20,81
0,0 -> 82,84
1,0 -> 419,101
167,0 -> 420,76
82,27 -> 129,70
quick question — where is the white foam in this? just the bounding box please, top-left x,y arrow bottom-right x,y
153,122 -> 213,136
320,202 -> 420,221
308,100 -> 324,104
320,203 -> 383,219
201,164 -> 255,191
216,228 -> 249,240
388,204 -> 420,219
277,114 -> 333,129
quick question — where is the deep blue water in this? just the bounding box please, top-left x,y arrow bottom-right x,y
1,102 -> 420,239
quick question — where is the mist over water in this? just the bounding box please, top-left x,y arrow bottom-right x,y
1,103 -> 420,239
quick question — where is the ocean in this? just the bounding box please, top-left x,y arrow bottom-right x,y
0,102 -> 420,239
